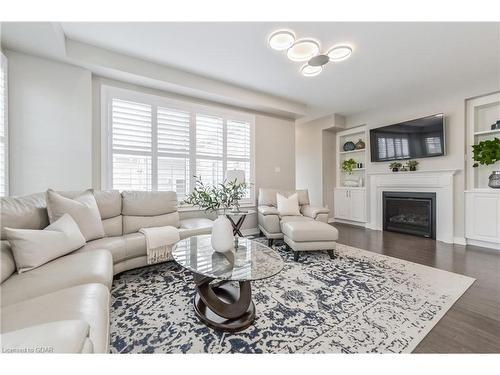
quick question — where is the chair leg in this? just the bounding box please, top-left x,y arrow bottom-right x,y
268,238 -> 274,247
294,252 -> 300,261
259,230 -> 264,237
327,249 -> 335,259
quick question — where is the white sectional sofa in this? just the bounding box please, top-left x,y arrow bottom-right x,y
0,190 -> 213,353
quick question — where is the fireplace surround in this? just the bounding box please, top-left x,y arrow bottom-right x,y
383,191 -> 436,239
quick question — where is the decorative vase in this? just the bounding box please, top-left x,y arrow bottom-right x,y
488,171 -> 500,188
355,139 -> 365,150
211,215 -> 234,252
343,141 -> 355,152
392,168 -> 399,172
409,166 -> 417,171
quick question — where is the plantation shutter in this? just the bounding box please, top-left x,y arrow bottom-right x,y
111,98 -> 152,191
157,106 -> 191,199
195,114 -> 223,187
0,54 -> 7,197
226,120 -> 251,197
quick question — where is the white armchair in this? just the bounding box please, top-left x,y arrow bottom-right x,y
257,188 -> 330,246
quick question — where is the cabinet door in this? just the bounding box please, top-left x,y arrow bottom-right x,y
349,190 -> 366,223
465,193 -> 500,242
334,189 -> 350,220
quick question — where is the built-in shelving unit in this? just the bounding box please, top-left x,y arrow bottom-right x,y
334,125 -> 368,224
465,92 -> 500,250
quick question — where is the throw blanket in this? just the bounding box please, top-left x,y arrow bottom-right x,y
139,226 -> 180,265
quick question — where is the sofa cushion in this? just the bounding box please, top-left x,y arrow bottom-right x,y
4,214 -> 86,273
0,283 -> 110,353
94,190 -> 122,219
1,249 -> 113,306
277,193 -> 301,216
76,236 -> 127,263
258,188 -> 310,207
257,205 -> 279,216
1,241 -> 16,283
102,215 -> 123,237
123,211 -> 180,235
121,191 -> 177,216
1,193 -> 49,240
123,232 -> 147,259
0,320 -> 93,354
46,189 -> 105,242
281,220 -> 339,242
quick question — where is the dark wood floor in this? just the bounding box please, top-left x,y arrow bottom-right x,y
331,223 -> 500,353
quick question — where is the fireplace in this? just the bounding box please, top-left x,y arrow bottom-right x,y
383,191 -> 436,239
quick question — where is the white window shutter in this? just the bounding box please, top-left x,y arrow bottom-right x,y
111,99 -> 152,191
0,54 -> 7,197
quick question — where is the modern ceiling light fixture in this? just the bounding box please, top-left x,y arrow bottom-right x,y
268,30 -> 296,51
286,38 -> 320,62
327,45 -> 353,61
268,29 -> 354,77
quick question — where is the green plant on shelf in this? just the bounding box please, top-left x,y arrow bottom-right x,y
389,162 -> 402,171
472,138 -> 500,167
342,158 -> 358,174
406,160 -> 419,171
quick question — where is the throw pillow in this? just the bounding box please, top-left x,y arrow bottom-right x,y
276,193 -> 301,216
46,189 -> 105,241
4,214 -> 86,273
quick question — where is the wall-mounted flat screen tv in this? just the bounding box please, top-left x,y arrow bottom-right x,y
370,114 -> 445,162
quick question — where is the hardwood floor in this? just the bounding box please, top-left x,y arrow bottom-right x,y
331,223 -> 500,353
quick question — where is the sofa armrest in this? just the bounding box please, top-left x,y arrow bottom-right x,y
258,205 -> 279,216
301,205 -> 330,219
0,320 -> 93,353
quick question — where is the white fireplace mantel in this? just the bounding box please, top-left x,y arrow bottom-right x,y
366,169 -> 459,243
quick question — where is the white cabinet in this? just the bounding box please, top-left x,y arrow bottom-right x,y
334,188 -> 366,223
465,191 -> 500,245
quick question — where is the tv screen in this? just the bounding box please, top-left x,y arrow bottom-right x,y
370,114 -> 445,162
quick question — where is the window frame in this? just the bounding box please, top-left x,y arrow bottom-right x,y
101,85 -> 256,205
1,52 -> 8,197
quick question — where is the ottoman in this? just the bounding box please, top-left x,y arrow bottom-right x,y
281,220 -> 339,261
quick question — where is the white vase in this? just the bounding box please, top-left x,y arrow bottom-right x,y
211,215 -> 234,253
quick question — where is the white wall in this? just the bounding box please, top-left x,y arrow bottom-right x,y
344,83 -> 500,241
6,50 -> 92,195
295,114 -> 344,210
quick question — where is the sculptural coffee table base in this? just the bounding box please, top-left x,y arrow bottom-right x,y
193,274 -> 255,332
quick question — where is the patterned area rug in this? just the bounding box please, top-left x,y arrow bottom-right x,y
110,240 -> 474,353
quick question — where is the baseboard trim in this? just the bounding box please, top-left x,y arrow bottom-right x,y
453,237 -> 467,246
331,218 -> 366,228
466,238 -> 500,251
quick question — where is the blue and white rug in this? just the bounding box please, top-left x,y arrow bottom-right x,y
109,240 -> 474,353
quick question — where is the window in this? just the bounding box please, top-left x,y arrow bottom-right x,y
102,86 -> 255,203
0,53 -> 8,197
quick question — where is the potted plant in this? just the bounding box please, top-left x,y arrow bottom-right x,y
389,162 -> 402,172
406,160 -> 419,171
184,176 -> 248,251
472,137 -> 500,188
342,158 -> 358,174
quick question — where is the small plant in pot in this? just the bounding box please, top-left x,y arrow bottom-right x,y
389,162 -> 402,172
184,176 -> 248,252
342,158 -> 358,174
406,160 -> 419,171
472,137 -> 500,188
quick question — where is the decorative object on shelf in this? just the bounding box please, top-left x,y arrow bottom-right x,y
343,141 -> 356,152
355,139 -> 365,150
400,166 -> 408,172
389,162 -> 402,172
406,160 -> 419,171
472,137 -> 500,188
184,175 -> 248,252
488,171 -> 500,189
356,162 -> 363,169
342,158 -> 357,174
344,180 -> 359,187
491,120 -> 500,131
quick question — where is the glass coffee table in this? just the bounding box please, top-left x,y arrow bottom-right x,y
172,235 -> 284,332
